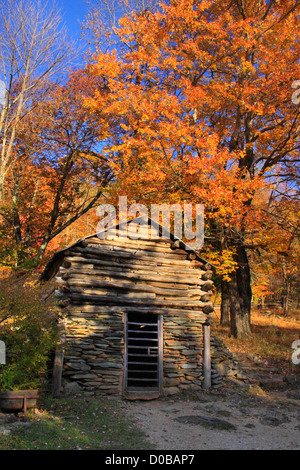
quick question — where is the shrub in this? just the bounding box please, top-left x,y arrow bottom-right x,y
0,272 -> 57,391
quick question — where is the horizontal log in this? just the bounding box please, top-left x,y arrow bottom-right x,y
65,278 -> 204,296
87,238 -> 188,256
88,234 -> 172,245
89,231 -> 202,253
67,287 -> 204,302
67,304 -> 208,319
103,244 -> 187,260
201,272 -> 213,281
201,281 -> 214,292
170,240 -> 181,250
69,288 -> 157,299
200,294 -> 212,302
61,267 -> 203,285
71,245 -> 192,264
86,232 -> 210,265
69,292 -> 207,308
64,287 -> 155,299
203,305 -> 215,314
64,255 -> 205,275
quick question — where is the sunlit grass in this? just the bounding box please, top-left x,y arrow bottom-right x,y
0,395 -> 154,450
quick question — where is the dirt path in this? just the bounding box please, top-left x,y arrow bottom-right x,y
122,384 -> 300,450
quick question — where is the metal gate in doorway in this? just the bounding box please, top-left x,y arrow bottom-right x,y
124,313 -> 162,396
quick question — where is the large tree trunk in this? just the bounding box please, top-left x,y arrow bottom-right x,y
227,243 -> 252,339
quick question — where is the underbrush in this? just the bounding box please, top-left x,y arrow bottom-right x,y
211,307 -> 300,375
0,270 -> 57,390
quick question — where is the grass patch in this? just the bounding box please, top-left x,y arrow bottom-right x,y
0,395 -> 155,450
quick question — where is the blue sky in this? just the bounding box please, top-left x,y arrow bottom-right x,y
57,0 -> 93,66
0,1 -> 90,103
58,0 -> 89,41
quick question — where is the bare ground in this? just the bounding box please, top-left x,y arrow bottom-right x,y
122,380 -> 300,450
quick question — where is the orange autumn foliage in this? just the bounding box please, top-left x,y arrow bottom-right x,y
0,69 -> 113,266
85,0 -> 300,337
86,0 -> 300,248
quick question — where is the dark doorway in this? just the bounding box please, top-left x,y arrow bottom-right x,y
125,313 -> 162,392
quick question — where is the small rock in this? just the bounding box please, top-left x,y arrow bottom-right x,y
10,421 -> 31,430
259,377 -> 285,390
260,415 -> 289,427
284,375 -> 298,385
214,363 -> 227,376
0,426 -> 11,436
64,381 -> 82,395
286,390 -> 300,400
245,423 -> 255,429
175,415 -> 236,431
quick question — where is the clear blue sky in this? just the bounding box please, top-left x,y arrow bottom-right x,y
58,0 -> 89,41
57,0 -> 92,66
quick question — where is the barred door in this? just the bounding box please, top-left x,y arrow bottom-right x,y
125,313 -> 162,392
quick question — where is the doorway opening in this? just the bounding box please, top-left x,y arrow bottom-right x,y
125,313 -> 162,393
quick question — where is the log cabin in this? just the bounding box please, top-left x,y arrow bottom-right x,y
41,216 -> 215,400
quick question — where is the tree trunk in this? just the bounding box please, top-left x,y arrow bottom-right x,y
220,278 -> 230,326
202,321 -> 211,389
11,177 -> 26,267
228,243 -> 252,339
282,257 -> 290,316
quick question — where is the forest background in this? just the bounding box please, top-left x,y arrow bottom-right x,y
0,0 -> 300,343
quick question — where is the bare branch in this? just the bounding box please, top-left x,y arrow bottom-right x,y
0,0 -> 76,200
83,0 -> 160,51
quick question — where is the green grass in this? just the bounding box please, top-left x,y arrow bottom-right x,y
0,395 -> 155,450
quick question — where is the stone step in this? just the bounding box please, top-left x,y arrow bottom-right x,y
259,377 -> 286,390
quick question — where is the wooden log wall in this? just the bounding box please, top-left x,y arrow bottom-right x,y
53,233 -> 214,396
